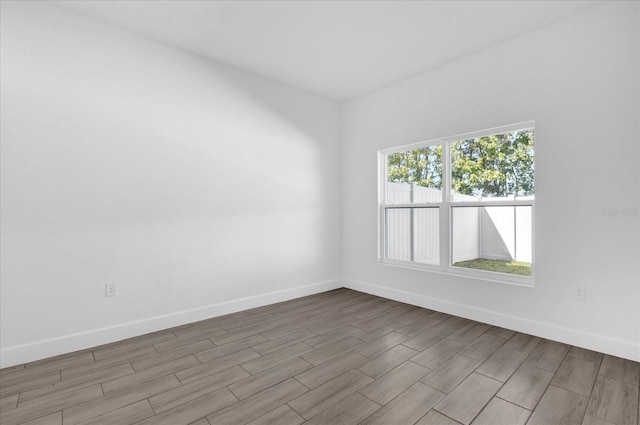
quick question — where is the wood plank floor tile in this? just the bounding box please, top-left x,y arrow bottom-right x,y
461,333 -> 507,361
434,372 -> 502,425
251,330 -> 316,355
245,405 -> 304,425
523,340 -> 570,373
207,378 -> 308,425
152,329 -> 225,353
527,385 -> 588,425
476,346 -> 528,382
21,412 -> 62,425
567,346 -> 604,363
416,410 -> 463,425
168,322 -> 224,338
16,380 -> 105,411
219,314 -> 281,332
0,370 -> 61,398
396,317 -> 443,337
96,329 -> 176,352
383,303 -> 420,319
304,325 -> 361,348
130,340 -> 213,371
63,375 -> 181,425
428,311 -> 452,321
302,392 -> 380,425
599,355 -> 640,386
88,345 -> 158,369
1,383 -> 103,425
582,414 -> 617,425
353,322 -> 402,342
586,375 -> 638,425
422,354 -> 482,393
0,364 -> 25,376
288,369 -> 373,420
359,360 -> 430,405
306,314 -> 360,335
403,320 -> 464,352
19,363 -> 134,403
486,327 -> 517,340
150,366 -> 249,413
350,314 -> 399,332
228,357 -> 311,400
102,355 -> 199,394
295,351 -> 368,388
0,393 -> 19,411
259,323 -> 308,341
471,397 -> 530,425
194,334 -> 267,363
551,352 -> 601,397
411,339 -> 474,370
496,364 -> 554,410
240,342 -> 313,375
24,352 -> 95,376
360,382 -> 445,425
393,307 -> 434,326
209,323 -> 275,346
60,346 -> 154,380
300,335 -> 364,365
137,388 -> 237,425
92,332 -> 174,360
76,400 -> 154,425
358,345 -> 419,379
446,322 -> 492,345
354,331 -> 410,358
503,333 -> 542,353
177,348 -> 260,384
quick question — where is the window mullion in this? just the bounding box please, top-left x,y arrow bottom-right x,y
441,142 -> 451,270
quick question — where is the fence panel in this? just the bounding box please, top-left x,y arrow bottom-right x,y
385,182 -> 532,265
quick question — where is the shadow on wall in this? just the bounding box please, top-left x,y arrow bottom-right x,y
0,0 -> 343,349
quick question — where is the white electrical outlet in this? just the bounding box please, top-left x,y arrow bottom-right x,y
105,283 -> 117,297
315,256 -> 322,265
573,285 -> 585,300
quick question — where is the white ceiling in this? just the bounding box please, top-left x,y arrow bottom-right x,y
48,0 -> 603,102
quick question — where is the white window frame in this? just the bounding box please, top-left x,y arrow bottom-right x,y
378,121 -> 535,286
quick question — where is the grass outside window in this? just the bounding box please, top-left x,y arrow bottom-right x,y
453,258 -> 531,276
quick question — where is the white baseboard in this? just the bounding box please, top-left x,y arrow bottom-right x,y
344,278 -> 640,362
0,279 -> 342,368
4,277 -> 637,368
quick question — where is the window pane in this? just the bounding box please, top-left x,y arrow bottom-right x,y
385,207 -> 439,265
385,208 -> 411,261
451,206 -> 532,276
451,129 -> 534,201
386,145 -> 443,204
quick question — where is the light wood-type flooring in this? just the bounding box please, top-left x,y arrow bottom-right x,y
1,289 -> 639,425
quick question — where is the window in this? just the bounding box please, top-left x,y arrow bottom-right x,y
379,122 -> 535,284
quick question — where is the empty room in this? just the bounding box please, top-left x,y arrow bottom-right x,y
1,1 -> 639,424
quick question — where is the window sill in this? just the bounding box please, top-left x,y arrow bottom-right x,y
379,259 -> 535,287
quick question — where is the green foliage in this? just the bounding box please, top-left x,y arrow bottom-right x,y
387,129 -> 534,198
387,145 -> 443,189
452,129 -> 534,197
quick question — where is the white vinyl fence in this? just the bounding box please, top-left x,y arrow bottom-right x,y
385,182 -> 532,264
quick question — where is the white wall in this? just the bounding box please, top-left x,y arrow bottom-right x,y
343,1 -> 640,361
0,1 -> 343,367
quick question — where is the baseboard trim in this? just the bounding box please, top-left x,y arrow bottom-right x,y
344,278 -> 640,362
0,279 -> 342,368
3,277 -> 637,368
